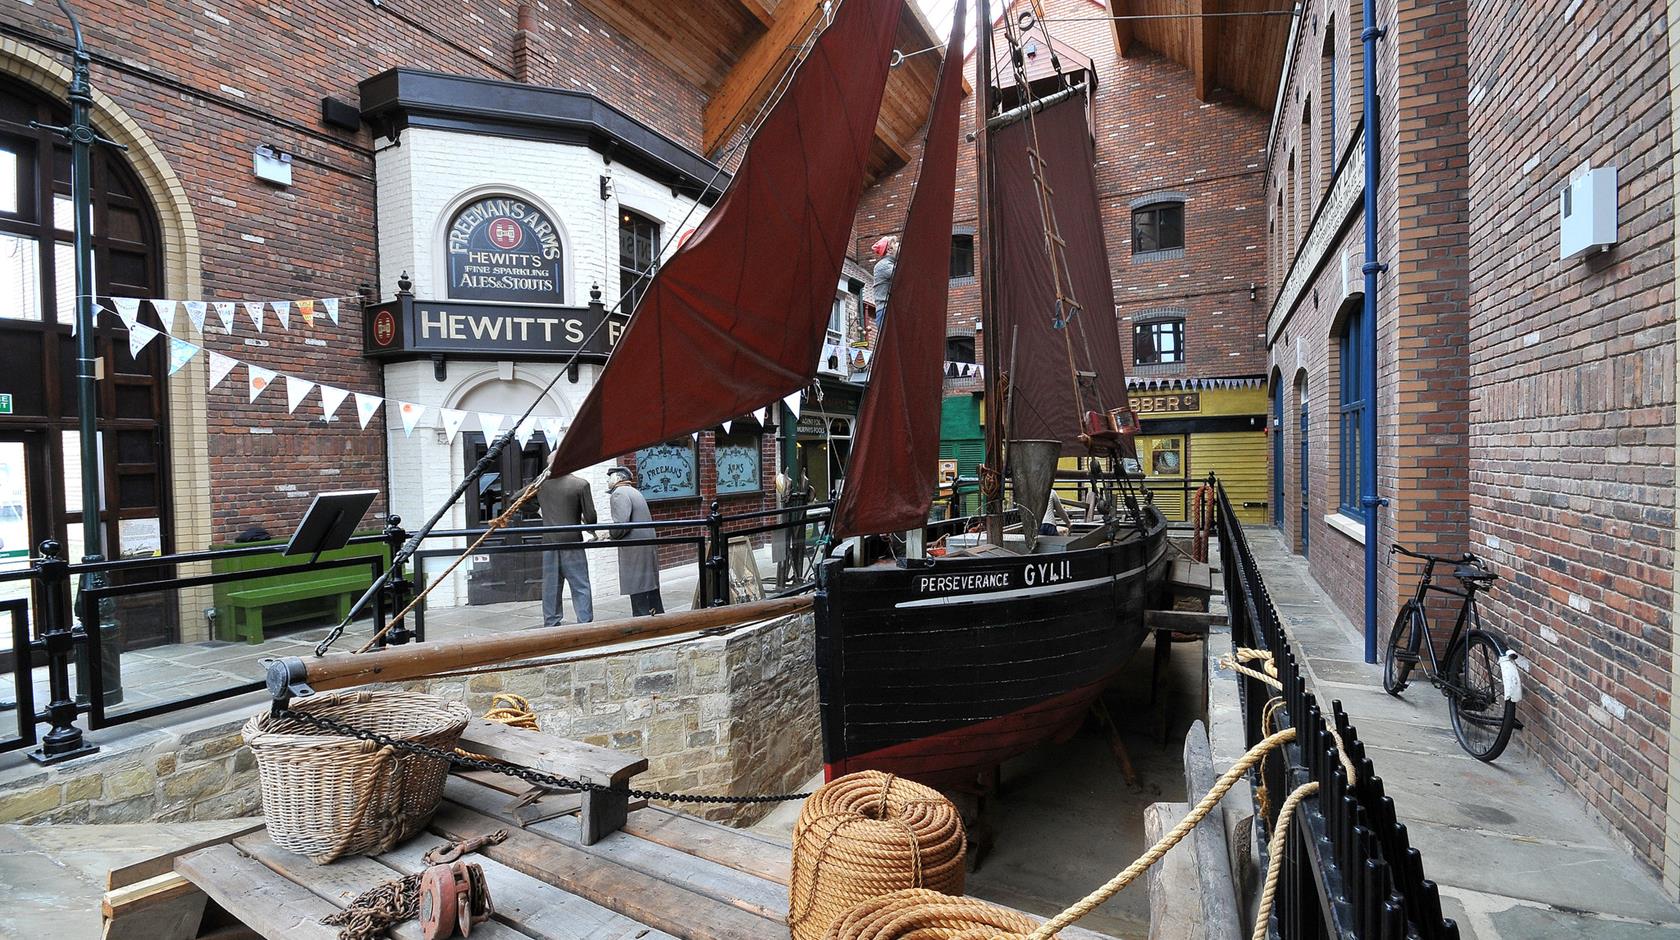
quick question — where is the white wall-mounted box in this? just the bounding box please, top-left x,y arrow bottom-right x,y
1559,163 -> 1618,260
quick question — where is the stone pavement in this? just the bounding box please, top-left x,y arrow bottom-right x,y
1249,528 -> 1680,938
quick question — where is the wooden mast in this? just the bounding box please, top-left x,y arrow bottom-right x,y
265,596 -> 814,696
976,0 -> 1005,545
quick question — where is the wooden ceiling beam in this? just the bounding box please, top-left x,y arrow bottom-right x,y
735,0 -> 776,28
702,0 -> 824,155
1111,0 -> 1135,58
1193,0 -> 1215,101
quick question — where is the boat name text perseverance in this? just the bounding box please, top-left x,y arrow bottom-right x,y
914,560 -> 1075,595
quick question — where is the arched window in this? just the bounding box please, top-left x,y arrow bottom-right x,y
619,209 -> 660,313
1338,305 -> 1366,519
0,74 -> 165,573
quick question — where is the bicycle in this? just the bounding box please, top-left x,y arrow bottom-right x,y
1383,544 -> 1522,761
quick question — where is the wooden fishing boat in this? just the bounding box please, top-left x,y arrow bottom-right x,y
813,0 -> 1169,789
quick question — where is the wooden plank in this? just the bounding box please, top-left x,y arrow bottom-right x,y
701,0 -> 824,152
174,845 -> 344,940
1168,559 -> 1215,593
623,807 -> 792,885
1145,609 -> 1227,633
106,820 -> 267,890
231,832 -> 534,940
459,721 -> 649,784
430,800 -> 786,940
1144,802 -> 1204,940
101,871 -> 208,940
447,778 -> 788,921
380,834 -> 677,940
1183,722 -> 1242,940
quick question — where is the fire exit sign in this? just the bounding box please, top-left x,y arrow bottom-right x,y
0,394 -> 11,414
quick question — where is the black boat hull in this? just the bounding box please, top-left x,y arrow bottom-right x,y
813,507 -> 1171,787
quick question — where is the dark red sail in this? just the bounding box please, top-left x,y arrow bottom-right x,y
832,3 -> 966,538
990,93 -> 1129,454
550,0 -> 903,476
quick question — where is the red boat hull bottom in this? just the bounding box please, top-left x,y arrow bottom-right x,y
822,673 -> 1115,790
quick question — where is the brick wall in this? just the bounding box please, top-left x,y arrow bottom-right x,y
1464,0 -> 1675,871
852,0 -> 1271,426
0,0 -> 710,546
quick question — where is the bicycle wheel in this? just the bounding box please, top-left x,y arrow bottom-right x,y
1446,630 -> 1518,761
1383,603 -> 1423,696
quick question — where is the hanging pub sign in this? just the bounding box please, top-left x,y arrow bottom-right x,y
446,195 -> 566,303
363,296 -> 627,361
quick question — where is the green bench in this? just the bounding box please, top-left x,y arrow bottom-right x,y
211,537 -> 389,643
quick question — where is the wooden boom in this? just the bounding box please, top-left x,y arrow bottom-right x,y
264,595 -> 815,698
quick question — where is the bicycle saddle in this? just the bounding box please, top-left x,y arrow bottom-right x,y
1454,564 -> 1497,584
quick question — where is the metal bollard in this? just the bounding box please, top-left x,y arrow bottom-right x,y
30,539 -> 98,764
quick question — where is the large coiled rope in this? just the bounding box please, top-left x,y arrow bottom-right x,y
789,771 -> 968,940
818,728 -> 1309,940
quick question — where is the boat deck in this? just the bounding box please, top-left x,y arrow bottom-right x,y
137,725 -> 1117,940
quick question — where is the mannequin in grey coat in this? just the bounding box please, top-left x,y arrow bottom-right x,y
538,471 -> 595,627
607,467 -> 663,615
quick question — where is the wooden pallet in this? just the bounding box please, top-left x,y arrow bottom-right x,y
154,726 -> 1116,940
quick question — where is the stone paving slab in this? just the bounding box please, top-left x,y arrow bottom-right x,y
1245,529 -> 1680,939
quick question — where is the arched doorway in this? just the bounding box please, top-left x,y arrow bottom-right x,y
0,74 -> 168,647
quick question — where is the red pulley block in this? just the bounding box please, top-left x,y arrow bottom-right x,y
419,861 -> 495,940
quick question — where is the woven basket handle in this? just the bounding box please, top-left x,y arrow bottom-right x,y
323,742 -> 396,861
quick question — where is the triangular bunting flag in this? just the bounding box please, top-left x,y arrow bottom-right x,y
269,300 -> 291,331
208,351 -> 237,390
183,300 -> 207,334
284,375 -> 315,413
398,401 -> 425,437
318,384 -> 349,421
783,392 -> 802,420
439,408 -> 468,444
538,417 -> 564,446
722,420 -> 733,434
477,412 -> 505,441
322,297 -> 340,325
212,301 -> 236,332
113,297 -> 142,329
753,408 -> 768,427
514,417 -> 538,449
149,299 -> 179,333
247,364 -> 276,402
244,301 -> 265,333
354,392 -> 383,429
127,322 -> 160,357
296,299 -> 315,328
166,337 -> 198,376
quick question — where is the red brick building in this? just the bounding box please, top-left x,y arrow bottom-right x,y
1250,0 -> 1680,887
853,0 -> 1275,518
0,1 -> 942,636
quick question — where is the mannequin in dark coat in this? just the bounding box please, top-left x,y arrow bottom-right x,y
607,467 -> 663,615
538,471 -> 595,626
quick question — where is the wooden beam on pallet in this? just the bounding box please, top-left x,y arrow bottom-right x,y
101,871 -> 209,940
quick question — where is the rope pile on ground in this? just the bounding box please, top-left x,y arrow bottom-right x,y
789,771 -> 967,940
817,729 -> 1299,940
820,889 -> 1038,940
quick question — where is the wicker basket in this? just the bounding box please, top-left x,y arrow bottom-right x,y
243,689 -> 470,863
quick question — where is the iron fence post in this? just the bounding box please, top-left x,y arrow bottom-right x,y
706,500 -> 727,606
381,515 -> 415,646
31,540 -> 97,763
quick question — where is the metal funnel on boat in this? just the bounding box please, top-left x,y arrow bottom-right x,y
1008,439 -> 1060,552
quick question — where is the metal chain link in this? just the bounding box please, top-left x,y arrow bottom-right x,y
276,707 -> 813,805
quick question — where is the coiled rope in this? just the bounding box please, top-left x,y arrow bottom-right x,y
789,771 -> 967,940
818,728 -> 1300,940
1219,646 -> 1282,689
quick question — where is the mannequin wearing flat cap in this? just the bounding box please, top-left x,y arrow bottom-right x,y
870,236 -> 898,329
607,467 -> 663,616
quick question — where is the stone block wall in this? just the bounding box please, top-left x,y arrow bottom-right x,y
0,611 -> 818,829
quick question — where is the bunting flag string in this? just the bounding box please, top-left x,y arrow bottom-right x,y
98,293 -> 362,338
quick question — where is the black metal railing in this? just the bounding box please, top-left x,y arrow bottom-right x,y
1214,480 -> 1458,940
0,500 -> 831,764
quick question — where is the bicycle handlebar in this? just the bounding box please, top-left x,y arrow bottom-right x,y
1389,543 -> 1477,565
